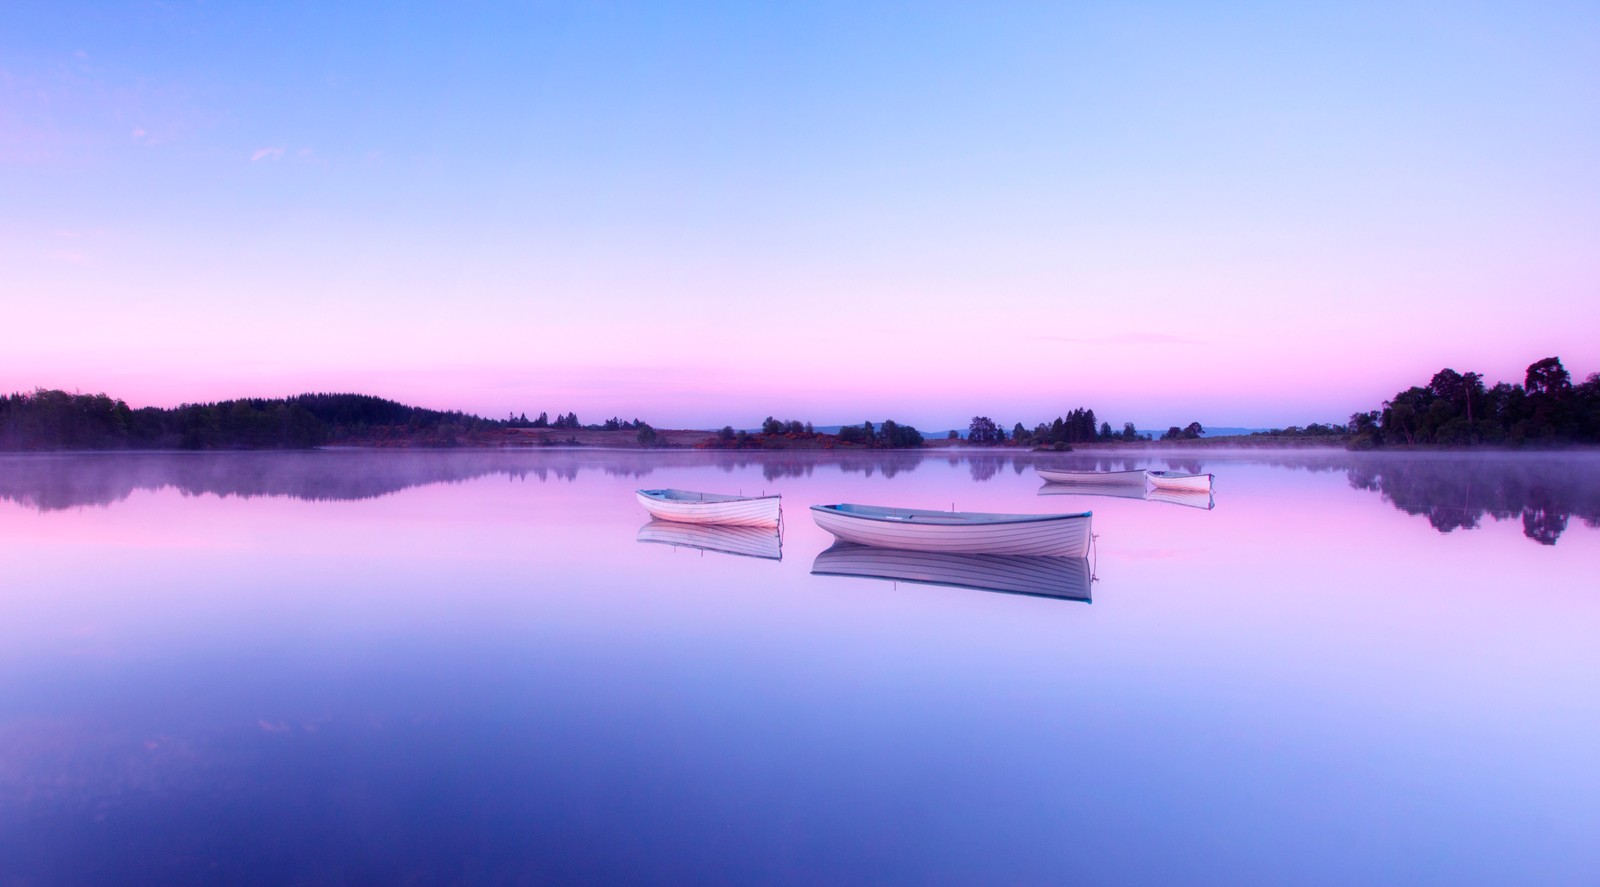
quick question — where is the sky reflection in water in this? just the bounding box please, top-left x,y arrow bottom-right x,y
1,450 -> 1597,885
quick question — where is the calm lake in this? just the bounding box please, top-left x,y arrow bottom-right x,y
2,449 -> 1597,885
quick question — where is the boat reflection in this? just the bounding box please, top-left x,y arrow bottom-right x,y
1038,482 -> 1215,510
811,543 -> 1091,602
636,520 -> 783,561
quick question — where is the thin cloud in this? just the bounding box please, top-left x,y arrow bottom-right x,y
131,128 -> 146,139
250,146 -> 284,162
1032,332 -> 1207,346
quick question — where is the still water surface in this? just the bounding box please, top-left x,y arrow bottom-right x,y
2,449 -> 1597,885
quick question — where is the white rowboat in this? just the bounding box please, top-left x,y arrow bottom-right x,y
810,503 -> 1091,557
812,543 -> 1091,602
1035,467 -> 1148,485
636,520 -> 782,560
1146,471 -> 1214,493
636,489 -> 781,527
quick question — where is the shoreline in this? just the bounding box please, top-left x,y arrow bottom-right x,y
6,438 -> 1599,456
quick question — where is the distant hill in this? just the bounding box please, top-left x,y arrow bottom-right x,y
0,390 -> 503,451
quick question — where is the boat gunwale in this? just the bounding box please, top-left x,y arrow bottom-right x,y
809,503 -> 1090,525
1035,467 -> 1149,484
637,488 -> 782,503
1035,468 -> 1147,476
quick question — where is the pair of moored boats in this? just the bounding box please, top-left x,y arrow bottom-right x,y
636,488 -> 1093,558
637,488 -> 1094,601
633,520 -> 1091,600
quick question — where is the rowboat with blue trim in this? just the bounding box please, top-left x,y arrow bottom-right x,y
810,503 -> 1091,557
635,489 -> 781,527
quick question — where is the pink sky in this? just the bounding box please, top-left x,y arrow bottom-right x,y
4,3 -> 1597,429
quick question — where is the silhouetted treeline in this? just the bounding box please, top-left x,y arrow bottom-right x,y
1,390 -> 322,450
837,419 -> 924,448
699,416 -> 922,449
1161,422 -> 1204,441
700,416 -> 819,449
964,409 -> 1147,447
0,390 -> 514,450
762,416 -> 815,435
1251,422 -> 1348,438
1351,357 -> 1600,448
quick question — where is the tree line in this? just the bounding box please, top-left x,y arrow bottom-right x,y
963,408 -> 1154,448
838,419 -> 924,448
1,390 -> 510,450
704,416 -> 924,449
0,390 -> 671,451
1350,357 -> 1600,448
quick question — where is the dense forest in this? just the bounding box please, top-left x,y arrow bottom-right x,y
0,390 -> 593,450
1351,357 -> 1600,448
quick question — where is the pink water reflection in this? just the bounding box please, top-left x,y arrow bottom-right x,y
0,450 -> 1596,884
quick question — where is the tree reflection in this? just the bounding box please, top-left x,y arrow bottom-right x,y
1345,456 -> 1600,545
0,450 -> 931,510
966,454 -> 1007,481
5,452 -> 1596,550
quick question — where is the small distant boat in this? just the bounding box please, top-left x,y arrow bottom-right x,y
1036,467 -> 1147,485
636,489 -> 781,527
637,520 -> 782,561
1146,470 -> 1214,493
812,543 -> 1091,602
810,503 -> 1091,557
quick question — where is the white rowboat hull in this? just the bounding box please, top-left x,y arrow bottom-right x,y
810,504 -> 1091,557
636,490 -> 781,527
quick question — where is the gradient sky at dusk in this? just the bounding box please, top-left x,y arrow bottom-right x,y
4,2 -> 1597,429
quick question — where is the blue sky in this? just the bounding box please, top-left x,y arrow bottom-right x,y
4,2 -> 1598,429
